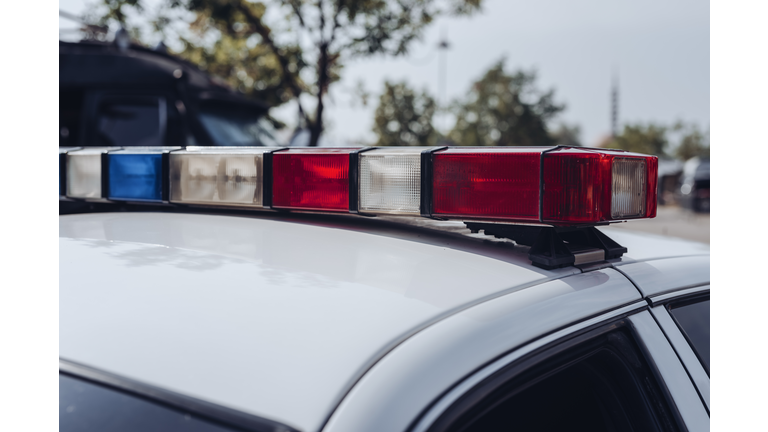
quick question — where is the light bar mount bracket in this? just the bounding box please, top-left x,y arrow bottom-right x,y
464,223 -> 627,269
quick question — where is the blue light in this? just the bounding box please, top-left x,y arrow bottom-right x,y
108,153 -> 163,201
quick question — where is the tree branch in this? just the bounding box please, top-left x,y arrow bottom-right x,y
286,0 -> 306,28
234,1 -> 310,125
328,0 -> 344,46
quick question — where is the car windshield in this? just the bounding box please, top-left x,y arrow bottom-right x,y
198,104 -> 280,147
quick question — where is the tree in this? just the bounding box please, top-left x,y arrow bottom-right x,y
447,59 -> 564,146
88,0 -> 483,146
372,81 -> 438,146
550,123 -> 582,147
672,121 -> 709,160
609,123 -> 668,156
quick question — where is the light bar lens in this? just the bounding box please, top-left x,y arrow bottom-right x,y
542,151 -> 608,223
272,149 -> 353,212
359,149 -> 422,215
611,157 -> 646,218
433,149 -> 541,221
542,149 -> 657,223
66,148 -> 118,199
170,150 -> 271,207
109,154 -> 160,201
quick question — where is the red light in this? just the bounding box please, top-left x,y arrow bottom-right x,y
645,156 -> 658,219
542,149 -> 658,224
433,149 -> 542,221
272,149 -> 353,212
542,150 -> 611,224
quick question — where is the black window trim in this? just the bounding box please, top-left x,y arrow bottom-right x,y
647,285 -> 710,378
59,358 -> 301,432
664,294 -> 710,376
648,304 -> 710,413
408,305 -> 685,432
648,285 -> 710,308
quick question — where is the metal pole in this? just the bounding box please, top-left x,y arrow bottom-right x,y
611,70 -> 619,138
437,29 -> 450,134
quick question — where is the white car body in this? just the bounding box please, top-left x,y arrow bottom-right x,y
60,211 -> 710,432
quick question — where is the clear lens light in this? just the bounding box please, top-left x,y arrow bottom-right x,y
66,148 -> 118,199
170,150 -> 275,207
611,158 -> 647,218
359,149 -> 423,215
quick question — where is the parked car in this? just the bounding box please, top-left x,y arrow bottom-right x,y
678,157 -> 710,213
59,40 -> 279,148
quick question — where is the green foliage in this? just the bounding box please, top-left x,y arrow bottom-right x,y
87,0 -> 483,146
609,123 -> 668,156
672,121 -> 710,160
550,123 -> 582,147
373,81 -> 438,146
447,59 -> 564,146
175,10 -> 307,107
608,122 -> 710,160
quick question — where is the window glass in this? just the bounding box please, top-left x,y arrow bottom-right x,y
97,96 -> 166,147
437,329 -> 677,432
198,104 -> 279,147
60,89 -> 83,146
60,374 -> 236,432
669,299 -> 710,372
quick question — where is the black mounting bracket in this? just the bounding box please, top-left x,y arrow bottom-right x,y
464,223 -> 627,269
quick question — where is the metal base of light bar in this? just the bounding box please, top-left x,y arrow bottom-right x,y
464,223 -> 627,269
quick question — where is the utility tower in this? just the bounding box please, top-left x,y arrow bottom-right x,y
611,72 -> 619,138
437,30 -> 450,134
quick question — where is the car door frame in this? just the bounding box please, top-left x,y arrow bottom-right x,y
409,307 -> 709,432
648,285 -> 710,413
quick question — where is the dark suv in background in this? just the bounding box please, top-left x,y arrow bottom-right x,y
678,157 -> 710,213
60,40 -> 279,148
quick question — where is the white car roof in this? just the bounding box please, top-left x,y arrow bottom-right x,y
59,212 -> 709,431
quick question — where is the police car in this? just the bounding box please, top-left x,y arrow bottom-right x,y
59,146 -> 710,432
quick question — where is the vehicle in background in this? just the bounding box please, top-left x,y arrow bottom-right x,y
678,157 -> 710,213
656,158 -> 683,206
59,40 -> 280,148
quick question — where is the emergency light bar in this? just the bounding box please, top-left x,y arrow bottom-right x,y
60,146 -> 658,268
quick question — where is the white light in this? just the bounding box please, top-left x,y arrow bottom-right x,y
359,148 -> 426,215
170,148 -> 280,207
611,157 -> 646,218
66,147 -> 119,199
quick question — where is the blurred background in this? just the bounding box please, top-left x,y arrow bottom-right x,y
59,0 -> 709,243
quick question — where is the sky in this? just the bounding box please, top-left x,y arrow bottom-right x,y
59,0 -> 710,146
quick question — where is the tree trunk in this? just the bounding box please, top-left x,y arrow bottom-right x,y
309,42 -> 330,147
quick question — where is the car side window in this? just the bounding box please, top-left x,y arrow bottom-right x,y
96,95 -> 167,147
429,326 -> 680,432
60,374 -> 237,432
668,298 -> 710,373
